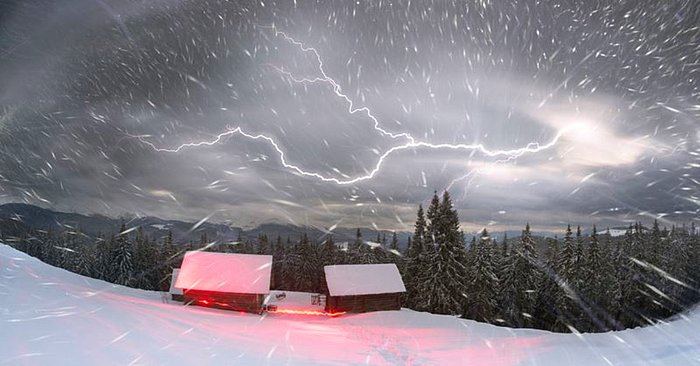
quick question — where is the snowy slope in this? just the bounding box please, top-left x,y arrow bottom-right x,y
1,244 -> 699,365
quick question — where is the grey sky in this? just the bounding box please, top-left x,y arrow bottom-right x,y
0,0 -> 698,233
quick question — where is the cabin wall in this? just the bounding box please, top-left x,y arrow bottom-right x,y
184,290 -> 264,313
326,293 -> 402,313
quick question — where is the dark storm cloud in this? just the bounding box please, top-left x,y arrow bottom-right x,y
0,0 -> 698,232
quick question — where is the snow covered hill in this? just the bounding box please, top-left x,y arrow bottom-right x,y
599,228 -> 629,237
1,244 -> 699,365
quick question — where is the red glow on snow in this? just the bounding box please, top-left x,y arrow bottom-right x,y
192,297 -> 344,317
2,245 -> 552,366
267,308 -> 346,317
194,299 -> 250,314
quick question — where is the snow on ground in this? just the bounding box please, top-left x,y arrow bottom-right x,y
265,291 -> 326,312
1,243 -> 699,365
599,228 -> 628,237
364,241 -> 382,249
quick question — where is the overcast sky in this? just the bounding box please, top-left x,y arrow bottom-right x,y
0,0 -> 698,233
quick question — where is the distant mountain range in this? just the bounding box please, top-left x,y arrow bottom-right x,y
0,203 -> 414,248
1,203 -> 612,249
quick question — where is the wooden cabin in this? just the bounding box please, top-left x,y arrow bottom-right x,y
169,268 -> 184,302
174,251 -> 272,313
324,263 -> 406,314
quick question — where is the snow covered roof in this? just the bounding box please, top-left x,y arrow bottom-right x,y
324,263 -> 406,296
175,251 -> 272,294
169,268 -> 182,295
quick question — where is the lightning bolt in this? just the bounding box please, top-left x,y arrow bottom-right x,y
445,155 -> 520,194
266,27 -> 413,142
136,127 -> 565,186
134,26 -> 567,186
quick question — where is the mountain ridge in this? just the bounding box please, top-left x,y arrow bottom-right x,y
0,203 -> 577,247
0,203 -> 415,247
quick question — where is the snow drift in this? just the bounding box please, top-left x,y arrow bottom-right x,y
1,243 -> 699,365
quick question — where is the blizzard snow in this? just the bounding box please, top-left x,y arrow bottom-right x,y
2,244 -> 699,365
325,263 -> 406,296
174,251 -> 272,294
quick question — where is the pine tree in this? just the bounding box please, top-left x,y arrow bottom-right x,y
390,232 -> 399,251
93,235 -> 112,281
500,224 -> 538,327
60,231 -> 81,273
618,224 -> 648,328
662,227 -> 687,312
271,235 -> 286,290
132,227 -> 155,289
112,223 -> 133,286
554,225 -> 581,330
495,232 -> 508,275
75,237 -> 97,278
425,191 -> 441,249
353,228 -> 363,252
558,225 -> 575,278
638,220 -> 667,320
609,231 -> 629,328
684,223 -> 700,304
318,236 -> 338,293
405,204 -> 428,309
422,191 -> 468,315
39,231 -> 60,267
649,219 -> 662,264
353,245 -> 382,264
574,225 -> 585,283
463,229 -> 498,322
586,227 -> 604,298
501,233 -> 509,259
279,239 -> 301,291
598,232 -> 622,330
319,236 -> 337,265
257,234 -> 271,255
295,234 -> 318,292
533,238 -> 560,330
157,230 -> 178,289
580,226 -> 609,332
468,236 -> 477,258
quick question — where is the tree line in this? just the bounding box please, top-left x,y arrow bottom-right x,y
9,224 -> 179,291
3,221 -> 403,294
3,191 -> 699,333
403,191 -> 700,333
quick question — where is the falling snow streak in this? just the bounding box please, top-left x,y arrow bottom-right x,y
0,0 -> 697,230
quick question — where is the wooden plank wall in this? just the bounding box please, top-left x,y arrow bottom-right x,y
326,293 -> 402,313
184,290 -> 264,313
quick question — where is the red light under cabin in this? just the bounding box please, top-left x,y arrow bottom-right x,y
267,308 -> 346,317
